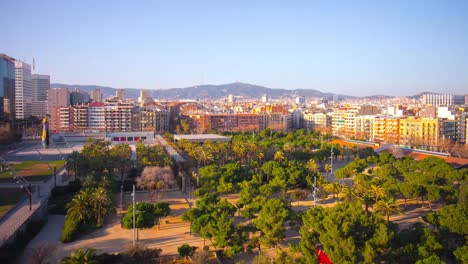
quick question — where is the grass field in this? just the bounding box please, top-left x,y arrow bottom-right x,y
0,160 -> 65,183
0,188 -> 26,217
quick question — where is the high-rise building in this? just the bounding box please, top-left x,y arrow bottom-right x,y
0,54 -> 15,119
31,74 -> 50,117
457,113 -> 468,144
373,116 -> 399,144
354,115 -> 376,141
48,88 -> 70,132
88,102 -> 105,131
138,89 -> 151,104
399,117 -> 439,148
304,112 -> 332,132
104,101 -> 132,132
228,94 -> 235,103
261,94 -> 268,103
116,89 -> 125,100
90,88 -> 103,102
295,96 -> 305,104
14,61 -> 33,119
73,104 -> 89,131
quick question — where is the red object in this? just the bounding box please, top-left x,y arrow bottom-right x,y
315,247 -> 332,264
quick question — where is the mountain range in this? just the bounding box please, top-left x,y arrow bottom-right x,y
50,82 -> 377,100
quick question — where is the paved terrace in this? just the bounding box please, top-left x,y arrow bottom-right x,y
155,135 -> 186,163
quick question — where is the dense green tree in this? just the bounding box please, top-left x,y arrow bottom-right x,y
299,202 -> 392,263
80,138 -> 113,174
153,202 -> 171,227
206,211 -> 235,249
122,203 -> 155,234
253,198 -> 289,248
177,244 -> 195,259
65,150 -> 82,180
110,143 -> 132,181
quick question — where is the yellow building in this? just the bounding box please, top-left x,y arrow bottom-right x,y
399,117 -> 439,148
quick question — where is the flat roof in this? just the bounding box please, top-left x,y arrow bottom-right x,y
174,134 -> 231,143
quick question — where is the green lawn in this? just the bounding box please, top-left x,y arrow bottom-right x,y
0,188 -> 26,217
0,160 -> 65,182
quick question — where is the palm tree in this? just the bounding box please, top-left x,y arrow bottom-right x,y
324,182 -> 340,199
338,186 -> 356,202
375,197 -> 402,223
198,148 -> 214,166
61,248 -> 97,264
232,141 -> 247,165
90,187 -> 112,226
65,151 -> 81,180
324,164 -> 332,179
273,150 -> 286,163
110,143 -> 132,181
370,185 -> 386,203
305,159 -> 319,176
67,191 -> 91,223
282,142 -> 294,159
358,191 -> 375,213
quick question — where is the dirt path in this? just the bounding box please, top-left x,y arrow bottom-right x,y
44,190 -> 206,263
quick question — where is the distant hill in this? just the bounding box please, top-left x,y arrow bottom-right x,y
51,82 -> 352,100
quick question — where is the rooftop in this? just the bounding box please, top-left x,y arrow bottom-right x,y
174,134 -> 231,143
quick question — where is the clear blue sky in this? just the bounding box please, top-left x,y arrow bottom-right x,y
2,0 -> 467,96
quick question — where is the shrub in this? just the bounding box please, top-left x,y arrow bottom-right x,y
122,243 -> 161,263
61,215 -> 80,243
178,244 -> 196,258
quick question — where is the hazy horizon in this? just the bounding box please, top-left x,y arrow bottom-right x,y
2,0 -> 467,97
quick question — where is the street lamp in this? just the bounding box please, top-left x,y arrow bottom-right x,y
131,184 -> 136,246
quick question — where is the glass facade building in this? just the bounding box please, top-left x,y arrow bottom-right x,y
0,54 -> 16,119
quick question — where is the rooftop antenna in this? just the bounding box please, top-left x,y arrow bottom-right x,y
33,57 -> 35,72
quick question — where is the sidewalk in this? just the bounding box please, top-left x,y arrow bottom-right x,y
0,168 -> 68,247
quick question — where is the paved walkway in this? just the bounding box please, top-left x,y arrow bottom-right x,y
18,215 -> 65,264
0,167 -> 69,247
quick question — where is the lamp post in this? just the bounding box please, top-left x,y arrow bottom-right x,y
132,184 -> 136,246
330,145 -> 334,182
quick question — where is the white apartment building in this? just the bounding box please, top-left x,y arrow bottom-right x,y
355,115 -> 375,140
422,93 -> 465,106
88,102 -> 105,131
304,112 -> 331,132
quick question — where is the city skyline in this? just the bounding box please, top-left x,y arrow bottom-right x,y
2,0 -> 468,96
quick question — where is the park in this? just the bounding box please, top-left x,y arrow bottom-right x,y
0,129 -> 466,263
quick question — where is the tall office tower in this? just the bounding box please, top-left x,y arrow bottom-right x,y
31,74 -> 50,117
48,88 -> 70,132
90,88 -> 103,102
0,54 -> 16,120
261,94 -> 268,103
15,61 -> 33,119
116,89 -> 125,100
